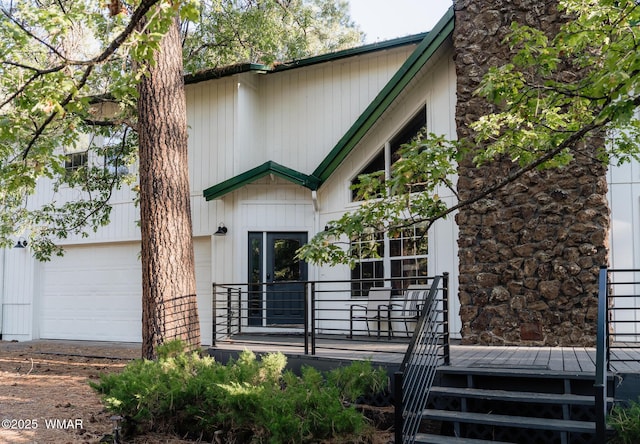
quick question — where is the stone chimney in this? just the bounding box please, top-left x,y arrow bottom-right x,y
453,1 -> 610,346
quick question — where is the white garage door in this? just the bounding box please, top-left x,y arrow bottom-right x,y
40,239 -> 212,343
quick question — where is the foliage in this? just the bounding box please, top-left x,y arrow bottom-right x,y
91,341 -> 388,443
608,399 -> 640,443
299,0 -> 640,266
299,131 -> 459,266
327,360 -> 389,403
182,0 -> 363,72
0,0 -> 361,260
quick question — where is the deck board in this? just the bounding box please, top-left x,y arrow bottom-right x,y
210,335 -> 640,374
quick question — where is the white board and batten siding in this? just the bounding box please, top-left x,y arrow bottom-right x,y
608,159 -> 640,339
316,42 -> 461,337
186,77 -> 236,238
256,47 -> 415,174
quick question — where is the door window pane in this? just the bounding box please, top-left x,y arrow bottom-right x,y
273,238 -> 302,281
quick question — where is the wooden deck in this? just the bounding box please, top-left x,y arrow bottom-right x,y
211,335 -> 640,374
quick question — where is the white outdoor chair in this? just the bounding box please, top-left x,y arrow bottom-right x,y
349,287 -> 392,338
390,285 -> 431,337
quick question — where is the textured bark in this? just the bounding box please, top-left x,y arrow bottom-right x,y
453,0 -> 609,346
137,14 -> 200,359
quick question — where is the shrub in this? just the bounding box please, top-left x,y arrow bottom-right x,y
327,360 -> 388,404
609,399 -> 640,444
90,341 -> 388,443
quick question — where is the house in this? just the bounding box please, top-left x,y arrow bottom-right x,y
0,6 -> 636,346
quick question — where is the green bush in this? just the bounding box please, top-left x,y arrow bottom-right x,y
90,341 -> 388,443
609,399 -> 640,444
327,360 -> 388,403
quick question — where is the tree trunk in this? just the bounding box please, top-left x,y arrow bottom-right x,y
137,14 -> 200,359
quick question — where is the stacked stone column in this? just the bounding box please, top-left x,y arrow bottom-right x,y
453,0 -> 609,346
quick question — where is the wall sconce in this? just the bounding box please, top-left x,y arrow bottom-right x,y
14,237 -> 28,248
214,223 -> 228,236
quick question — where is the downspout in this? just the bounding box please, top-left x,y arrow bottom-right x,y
311,190 -> 320,281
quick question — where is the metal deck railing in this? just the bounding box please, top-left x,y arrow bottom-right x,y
394,273 -> 449,444
211,275 -> 450,359
595,267 -> 640,442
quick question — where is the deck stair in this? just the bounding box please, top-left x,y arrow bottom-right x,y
414,366 -> 614,444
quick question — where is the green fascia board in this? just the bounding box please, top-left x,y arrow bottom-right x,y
184,63 -> 271,85
184,34 -> 426,85
203,161 -> 321,201
272,33 -> 427,73
312,6 -> 454,183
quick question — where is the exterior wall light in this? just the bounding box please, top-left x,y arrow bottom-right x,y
214,223 -> 228,236
14,237 -> 27,248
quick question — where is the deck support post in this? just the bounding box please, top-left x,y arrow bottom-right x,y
212,283 -> 217,346
310,282 -> 316,355
226,287 -> 233,336
442,272 -> 450,366
394,371 -> 404,444
594,266 -> 608,444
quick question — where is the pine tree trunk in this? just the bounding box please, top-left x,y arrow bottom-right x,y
137,14 -> 201,359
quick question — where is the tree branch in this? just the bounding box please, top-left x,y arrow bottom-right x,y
16,0 -> 162,160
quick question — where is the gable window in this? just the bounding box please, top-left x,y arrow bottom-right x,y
64,151 -> 88,172
64,133 -> 92,173
351,106 -> 426,201
351,223 -> 428,297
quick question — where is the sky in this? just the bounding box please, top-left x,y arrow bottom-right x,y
347,0 -> 453,43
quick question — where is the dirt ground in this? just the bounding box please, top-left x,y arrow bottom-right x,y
0,340 -> 394,444
0,340 -> 197,444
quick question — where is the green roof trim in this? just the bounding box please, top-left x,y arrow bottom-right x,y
312,7 -> 454,182
271,33 -> 427,73
185,63 -> 271,85
203,161 -> 321,201
184,34 -> 427,85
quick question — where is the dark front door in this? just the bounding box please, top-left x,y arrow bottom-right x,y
266,232 -> 307,325
248,232 -> 307,326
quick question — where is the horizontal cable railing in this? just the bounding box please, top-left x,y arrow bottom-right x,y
596,267 -> 640,443
602,268 -> 640,365
395,273 -> 449,444
211,276 -> 449,361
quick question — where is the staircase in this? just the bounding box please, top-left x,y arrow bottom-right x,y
414,366 -> 614,444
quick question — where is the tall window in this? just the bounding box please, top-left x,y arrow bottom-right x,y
351,107 -> 426,201
350,107 -> 429,297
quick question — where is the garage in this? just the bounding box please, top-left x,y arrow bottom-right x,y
39,238 -> 212,343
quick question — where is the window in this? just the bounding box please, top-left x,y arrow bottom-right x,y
103,130 -> 130,176
64,132 -> 92,173
64,151 -> 88,172
351,223 -> 428,297
389,224 -> 428,288
350,231 -> 384,297
349,106 -> 429,297
352,107 -> 426,201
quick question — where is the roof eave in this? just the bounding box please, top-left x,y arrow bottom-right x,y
312,6 -> 455,183
203,161 -> 321,201
184,63 -> 271,85
272,33 -> 428,73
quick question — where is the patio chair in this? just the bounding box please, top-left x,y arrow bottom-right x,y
349,287 -> 392,338
389,285 -> 431,337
